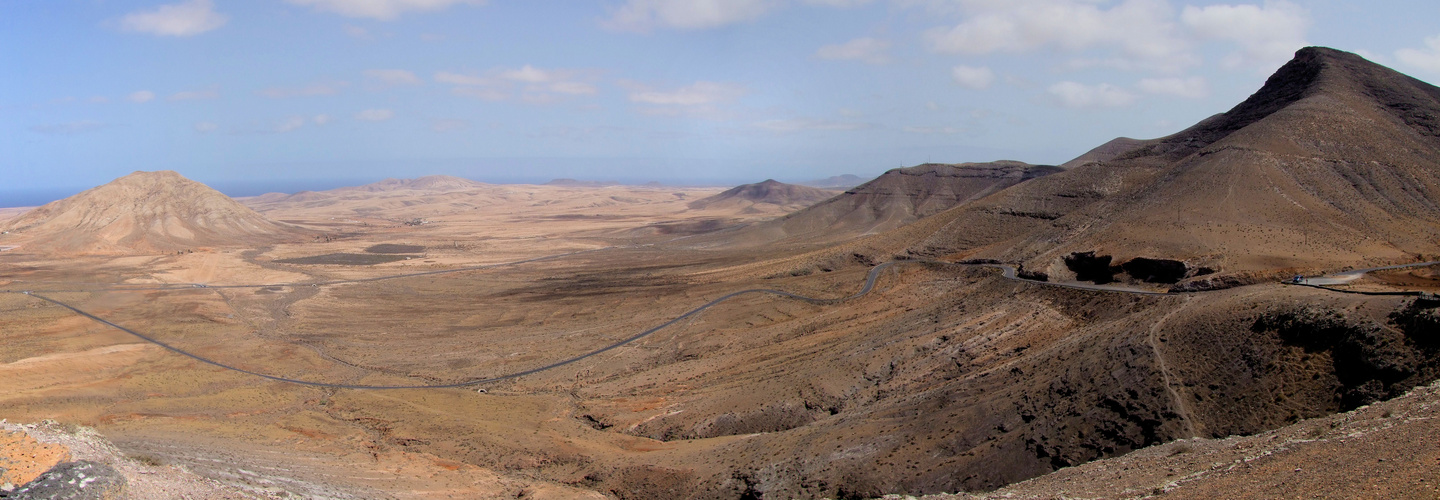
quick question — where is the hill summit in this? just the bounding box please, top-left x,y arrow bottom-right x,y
676,162 -> 1059,249
909,47 -> 1440,282
1,171 -> 306,254
687,179 -> 836,212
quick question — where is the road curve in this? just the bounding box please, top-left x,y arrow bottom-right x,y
976,263 -> 1170,296
11,261 -> 901,390
2,254 -> 1195,390
4,251 -> 1265,391
1299,260 -> 1440,286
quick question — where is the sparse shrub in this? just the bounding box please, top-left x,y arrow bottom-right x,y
129,453 -> 164,467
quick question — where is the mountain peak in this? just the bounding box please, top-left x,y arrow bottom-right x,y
2,171 -> 305,254
687,179 -> 834,211
1118,46 -> 1440,163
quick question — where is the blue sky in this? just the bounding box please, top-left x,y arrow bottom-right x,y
4,0 -> 1440,203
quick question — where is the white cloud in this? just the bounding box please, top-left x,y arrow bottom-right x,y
926,0 -> 1189,65
119,0 -> 227,37
629,81 -> 745,106
549,81 -> 599,95
1137,76 -> 1208,98
193,121 -> 219,133
801,0 -> 872,6
1181,1 -> 1309,69
434,71 -> 494,86
30,121 -> 106,135
604,0 -> 774,31
816,37 -> 891,64
951,65 -> 995,90
500,65 -> 552,83
355,108 -> 395,121
286,0 -> 484,21
439,67 -> 598,103
451,87 -> 508,101
1047,81 -> 1137,109
259,82 -> 348,98
128,90 -> 156,103
313,114 -> 332,125
364,69 -> 423,87
276,116 -> 307,132
169,87 -> 219,101
754,118 -> 871,132
431,118 -> 469,132
1396,35 -> 1440,75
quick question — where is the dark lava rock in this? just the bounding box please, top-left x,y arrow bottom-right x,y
1121,257 -> 1188,284
1064,252 -> 1116,284
6,461 -> 125,500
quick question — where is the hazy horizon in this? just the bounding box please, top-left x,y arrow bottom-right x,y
0,160 -> 880,208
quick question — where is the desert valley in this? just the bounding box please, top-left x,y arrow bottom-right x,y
4,47 -> 1440,500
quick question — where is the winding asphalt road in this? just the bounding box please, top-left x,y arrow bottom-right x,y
1298,260 -> 1440,285
5,253 -> 1433,390
3,259 -> 904,390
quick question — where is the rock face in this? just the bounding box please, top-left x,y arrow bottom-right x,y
910,47 -> 1440,278
0,171 -> 305,254
7,461 -> 126,500
686,179 -> 836,212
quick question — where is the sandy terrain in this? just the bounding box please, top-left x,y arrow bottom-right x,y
3,47 -> 1440,499
5,186 -> 1438,498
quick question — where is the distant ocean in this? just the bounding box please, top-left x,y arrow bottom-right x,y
0,188 -> 85,208
0,179 -> 377,208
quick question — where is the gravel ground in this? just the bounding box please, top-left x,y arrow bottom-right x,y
1,421 -> 267,500
882,379 -> 1440,500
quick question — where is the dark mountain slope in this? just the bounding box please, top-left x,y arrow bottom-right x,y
906,47 -> 1440,283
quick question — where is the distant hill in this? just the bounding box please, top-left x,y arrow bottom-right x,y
334,175 -> 487,193
907,47 -> 1440,282
0,171 -> 305,254
544,178 -> 620,187
1057,137 -> 1149,169
687,161 -> 1061,248
687,179 -> 836,213
802,174 -> 865,189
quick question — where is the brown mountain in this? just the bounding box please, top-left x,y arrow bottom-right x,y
0,171 -> 305,254
695,161 -> 1060,248
1057,136 -> 1149,169
686,179 -> 836,212
907,47 -> 1440,284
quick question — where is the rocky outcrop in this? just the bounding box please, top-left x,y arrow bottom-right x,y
0,430 -> 71,491
5,461 -> 126,500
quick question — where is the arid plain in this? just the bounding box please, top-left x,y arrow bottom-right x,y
4,47 -> 1440,499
